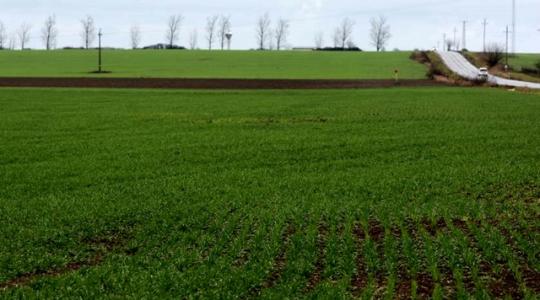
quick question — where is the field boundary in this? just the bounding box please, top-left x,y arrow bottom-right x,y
0,77 -> 448,90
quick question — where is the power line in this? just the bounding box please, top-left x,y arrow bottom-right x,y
504,25 -> 510,67
453,27 -> 458,50
512,0 -> 516,54
462,20 -> 467,50
443,33 -> 446,51
482,19 -> 488,52
98,29 -> 102,73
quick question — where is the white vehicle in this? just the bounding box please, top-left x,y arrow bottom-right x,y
477,67 -> 489,81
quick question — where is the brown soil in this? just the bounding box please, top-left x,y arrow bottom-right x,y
0,259 -> 103,292
0,77 -> 448,90
422,218 -> 448,237
350,224 -> 368,296
457,221 -> 523,299
0,228 -> 135,291
368,220 -> 385,242
248,223 -> 295,297
304,223 -> 329,293
416,272 -> 435,298
521,267 -> 540,294
395,276 -> 412,300
488,266 -> 523,299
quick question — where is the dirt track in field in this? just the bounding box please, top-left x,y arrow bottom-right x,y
0,77 -> 448,89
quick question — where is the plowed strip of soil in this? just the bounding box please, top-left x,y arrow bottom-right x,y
454,221 -> 523,299
0,77 -> 448,90
367,219 -> 387,298
304,223 -> 329,293
0,257 -> 103,291
248,223 -> 295,298
0,229 -> 135,291
351,224 -> 368,297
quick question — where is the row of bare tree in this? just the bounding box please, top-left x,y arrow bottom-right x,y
0,21 -> 33,50
321,16 -> 391,51
157,14 -> 288,51
0,16 -> 92,50
255,15 -> 390,51
254,14 -> 290,50
0,14 -> 391,51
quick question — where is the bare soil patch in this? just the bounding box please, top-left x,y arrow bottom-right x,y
0,77 -> 447,90
0,228 -> 136,291
247,223 -> 295,297
304,222 -> 329,293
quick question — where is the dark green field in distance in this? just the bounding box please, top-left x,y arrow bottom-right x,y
509,53 -> 540,71
0,87 -> 538,298
0,50 -> 427,79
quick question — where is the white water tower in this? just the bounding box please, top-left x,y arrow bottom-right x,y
225,32 -> 233,50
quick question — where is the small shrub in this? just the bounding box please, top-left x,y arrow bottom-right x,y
315,47 -> 362,52
521,67 -> 537,75
482,43 -> 505,67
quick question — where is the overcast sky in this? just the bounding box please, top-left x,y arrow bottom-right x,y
1,0 -> 539,52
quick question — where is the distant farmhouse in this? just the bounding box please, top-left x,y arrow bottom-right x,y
292,47 -> 363,52
142,43 -> 185,50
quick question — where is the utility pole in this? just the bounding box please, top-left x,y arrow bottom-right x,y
462,20 -> 467,50
505,25 -> 509,69
453,27 -> 458,51
482,19 -> 488,52
512,0 -> 516,54
443,33 -> 446,51
98,29 -> 103,73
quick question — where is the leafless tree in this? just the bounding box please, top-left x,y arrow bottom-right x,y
17,23 -> 31,50
369,15 -> 391,52
8,34 -> 16,50
338,18 -> 354,48
332,28 -> 341,47
218,16 -> 231,50
166,15 -> 182,48
130,25 -> 141,49
274,18 -> 289,50
534,60 -> 540,72
205,15 -> 219,50
332,18 -> 354,48
444,39 -> 454,51
81,15 -> 96,49
256,13 -> 271,50
314,31 -> 324,49
41,15 -> 58,50
482,43 -> 504,67
268,31 -> 275,50
189,29 -> 198,50
0,22 -> 7,49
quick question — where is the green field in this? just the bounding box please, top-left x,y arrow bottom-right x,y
0,50 -> 427,79
510,54 -> 540,71
0,87 -> 538,298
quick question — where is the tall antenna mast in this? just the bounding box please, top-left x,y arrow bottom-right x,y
453,27 -> 458,50
443,33 -> 447,51
505,26 -> 510,67
512,0 -> 516,53
482,19 -> 488,52
462,20 -> 467,50
98,29 -> 103,73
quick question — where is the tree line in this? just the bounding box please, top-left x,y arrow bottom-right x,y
0,14 -> 391,51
